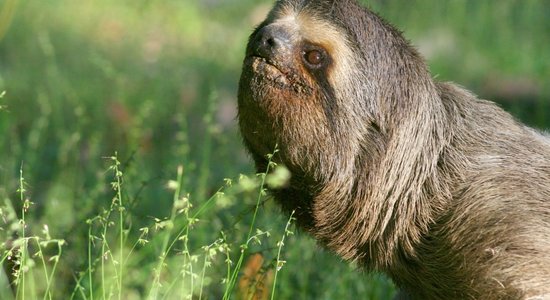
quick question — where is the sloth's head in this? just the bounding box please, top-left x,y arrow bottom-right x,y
238,0 -> 445,265
238,0 -> 430,178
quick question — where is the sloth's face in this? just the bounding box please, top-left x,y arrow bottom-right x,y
237,2 -> 364,172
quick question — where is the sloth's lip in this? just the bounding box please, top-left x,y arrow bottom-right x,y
245,56 -> 312,94
248,55 -> 282,71
246,56 -> 290,85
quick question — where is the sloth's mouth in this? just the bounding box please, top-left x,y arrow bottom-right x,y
245,56 -> 312,95
246,56 -> 290,86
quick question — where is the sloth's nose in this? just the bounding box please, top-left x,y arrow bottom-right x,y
251,24 -> 292,60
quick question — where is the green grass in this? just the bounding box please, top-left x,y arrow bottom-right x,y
0,0 -> 548,299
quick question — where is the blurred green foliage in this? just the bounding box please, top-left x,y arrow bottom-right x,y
0,0 -> 548,299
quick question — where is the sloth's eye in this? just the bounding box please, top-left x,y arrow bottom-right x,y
305,50 -> 323,65
302,47 -> 327,68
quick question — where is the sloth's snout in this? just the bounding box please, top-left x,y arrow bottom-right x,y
250,24 -> 292,61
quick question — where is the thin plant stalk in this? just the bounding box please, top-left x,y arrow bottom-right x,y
198,238 -> 222,300
111,152 -> 125,300
17,164 -> 27,300
198,253 -> 208,300
270,210 -> 295,300
87,219 -> 95,300
34,238 -> 50,300
37,237 -> 64,300
148,165 -> 185,300
70,273 -> 89,300
223,148 -> 278,300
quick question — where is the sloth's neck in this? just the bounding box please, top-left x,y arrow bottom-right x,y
307,84 -> 455,270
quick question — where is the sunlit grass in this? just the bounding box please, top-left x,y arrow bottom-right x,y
0,149 -> 304,299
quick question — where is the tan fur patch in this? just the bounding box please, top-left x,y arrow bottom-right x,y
271,5 -> 358,93
297,13 -> 357,89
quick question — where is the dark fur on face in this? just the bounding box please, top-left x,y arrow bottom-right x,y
237,0 -> 550,298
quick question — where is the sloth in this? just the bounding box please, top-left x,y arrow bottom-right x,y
237,0 -> 550,298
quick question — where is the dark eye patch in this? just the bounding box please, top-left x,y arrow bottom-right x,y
299,43 -> 337,130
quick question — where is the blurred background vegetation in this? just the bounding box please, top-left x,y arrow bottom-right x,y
0,0 -> 548,299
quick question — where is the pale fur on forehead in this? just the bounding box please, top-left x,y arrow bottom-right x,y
270,2 -> 360,99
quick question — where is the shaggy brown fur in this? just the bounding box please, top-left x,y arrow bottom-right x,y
237,0 -> 550,298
